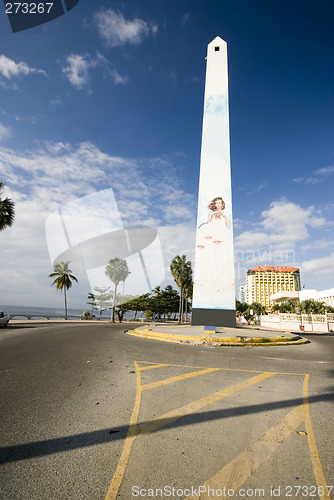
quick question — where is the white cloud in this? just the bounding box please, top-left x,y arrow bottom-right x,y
95,53 -> 129,85
50,96 -> 63,106
246,181 -> 269,195
0,55 -> 46,80
293,165 -> 334,185
109,69 -> 129,85
0,122 -> 10,141
94,9 -> 158,48
301,252 -> 334,277
62,53 -> 128,89
303,239 -> 331,250
293,177 -> 304,183
315,165 -> 334,176
62,54 -> 96,89
235,200 -> 326,251
236,181 -> 269,196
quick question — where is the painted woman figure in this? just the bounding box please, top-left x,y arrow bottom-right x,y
197,196 -> 230,249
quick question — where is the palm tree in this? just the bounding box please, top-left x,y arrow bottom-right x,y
0,182 -> 15,231
105,257 -> 131,322
183,279 -> 193,322
170,255 -> 192,323
48,261 -> 78,319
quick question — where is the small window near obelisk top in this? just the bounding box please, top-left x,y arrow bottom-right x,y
215,46 -> 220,51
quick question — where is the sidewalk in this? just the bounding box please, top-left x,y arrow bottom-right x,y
126,324 -> 310,346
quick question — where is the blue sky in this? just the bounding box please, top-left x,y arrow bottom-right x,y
0,0 -> 333,309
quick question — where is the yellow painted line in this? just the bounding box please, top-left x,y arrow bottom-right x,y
142,368 -> 220,391
137,372 -> 276,436
104,365 -> 310,500
104,361 -> 142,500
140,363 -> 170,371
303,375 -> 331,500
137,360 -> 306,376
104,369 -> 275,499
184,403 -> 307,499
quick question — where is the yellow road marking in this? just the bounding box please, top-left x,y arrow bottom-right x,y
184,404 -> 307,499
104,361 -> 142,500
142,368 -> 220,391
104,368 -> 275,500
303,375 -> 331,500
105,363 -> 327,500
140,363 -> 170,371
137,372 -> 276,436
138,360 -> 306,375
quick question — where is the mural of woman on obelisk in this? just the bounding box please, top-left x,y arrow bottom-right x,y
193,188 -> 235,313
197,196 -> 231,249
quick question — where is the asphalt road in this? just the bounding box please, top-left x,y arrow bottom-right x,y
0,323 -> 333,500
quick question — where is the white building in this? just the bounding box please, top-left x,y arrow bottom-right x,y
317,288 -> 334,308
270,288 -> 334,307
239,285 -> 246,303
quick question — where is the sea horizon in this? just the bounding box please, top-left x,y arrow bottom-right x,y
0,304 -> 111,319
0,304 -> 144,320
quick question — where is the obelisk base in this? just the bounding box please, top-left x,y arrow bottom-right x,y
191,308 -> 236,328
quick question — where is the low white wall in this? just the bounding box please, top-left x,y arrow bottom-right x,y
258,313 -> 331,333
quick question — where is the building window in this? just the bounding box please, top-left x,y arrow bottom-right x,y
215,46 -> 220,52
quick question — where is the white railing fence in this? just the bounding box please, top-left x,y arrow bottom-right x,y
257,313 -> 334,333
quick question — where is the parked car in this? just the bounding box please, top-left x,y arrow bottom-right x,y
0,311 -> 10,327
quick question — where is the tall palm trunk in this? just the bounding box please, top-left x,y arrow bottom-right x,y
178,285 -> 184,323
111,283 -> 118,322
184,296 -> 187,323
64,288 -> 68,319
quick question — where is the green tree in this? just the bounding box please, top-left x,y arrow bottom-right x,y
88,286 -> 113,318
170,255 -> 192,323
236,300 -> 250,323
251,302 -> 267,315
105,257 -> 131,322
242,302 -> 266,324
119,293 -> 151,320
236,300 -> 248,315
300,299 -> 328,314
149,286 -> 180,321
162,285 -> 180,320
87,292 -> 96,312
0,182 -> 15,231
272,300 -> 295,313
151,286 -> 162,318
48,261 -> 78,319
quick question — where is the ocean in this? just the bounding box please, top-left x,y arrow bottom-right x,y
0,304 -> 142,320
1,305 -> 110,320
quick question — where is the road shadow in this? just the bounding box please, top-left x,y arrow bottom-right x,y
1,390 -> 333,464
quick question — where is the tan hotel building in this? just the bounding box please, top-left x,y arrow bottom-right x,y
246,266 -> 301,309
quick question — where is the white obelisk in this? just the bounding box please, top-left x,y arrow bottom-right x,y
192,36 -> 236,327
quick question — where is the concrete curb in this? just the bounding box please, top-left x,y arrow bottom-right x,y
126,328 -> 310,347
126,328 -> 206,344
